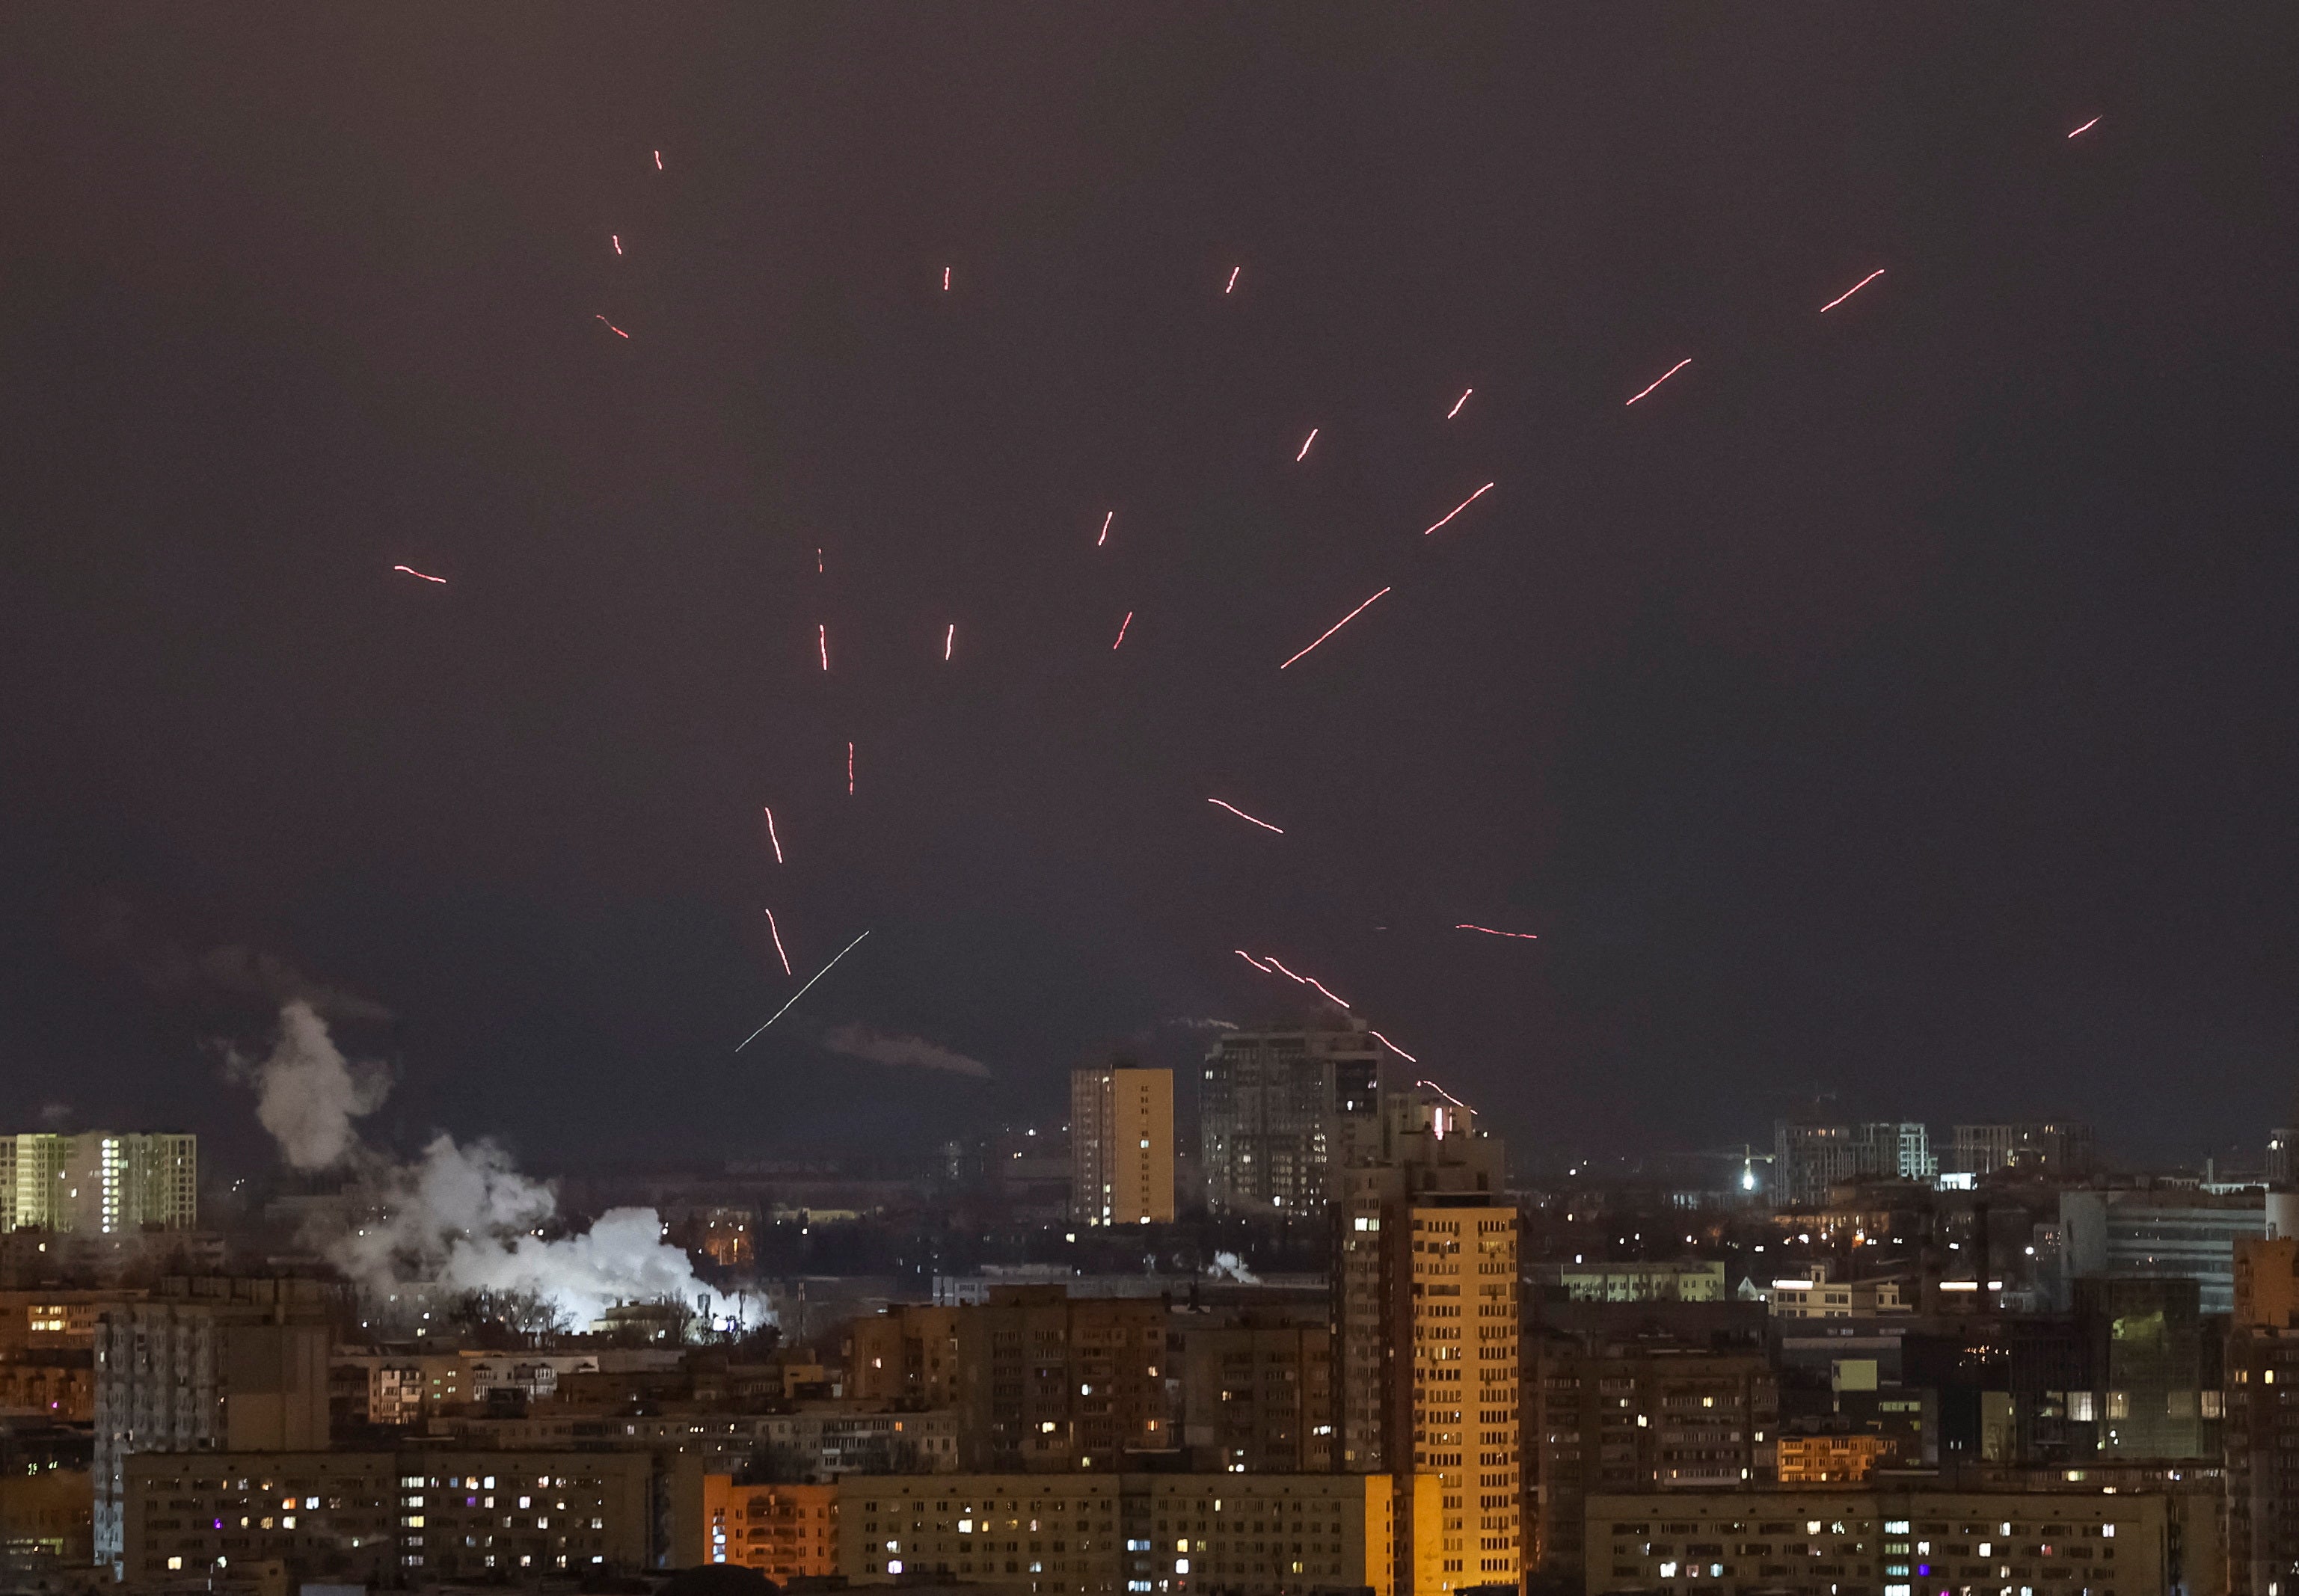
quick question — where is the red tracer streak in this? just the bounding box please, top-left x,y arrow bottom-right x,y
1112,611 -> 1133,650
1262,956 -> 1351,1010
1820,268 -> 1885,313
1235,950 -> 1271,972
764,908 -> 794,975
1368,1029 -> 1419,1064
945,623 -> 955,661
1098,511 -> 1113,547
1422,482 -> 1495,535
593,315 -> 631,339
763,807 -> 784,864
847,741 -> 855,795
1279,588 -> 1390,669
2067,117 -> 2100,138
818,625 -> 829,672
1456,923 -> 1539,940
611,235 -> 622,256
391,565 -> 446,584
1207,799 -> 1284,835
1224,266 -> 1240,294
1625,358 -> 1692,405
1296,429 -> 1318,461
1446,387 -> 1473,420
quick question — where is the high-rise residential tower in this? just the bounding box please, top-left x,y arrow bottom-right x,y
1069,1066 -> 1176,1225
1333,1081 -> 1519,1595
1,1132 -> 197,1233
1199,1017 -> 1381,1215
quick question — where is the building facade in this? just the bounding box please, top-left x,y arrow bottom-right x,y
1952,1123 -> 2098,1178
847,1288 -> 1170,1472
1200,1021 -> 1381,1215
702,1478 -> 836,1580
838,1471 -> 1424,1596
120,1448 -> 672,1586
92,1277 -> 336,1570
1585,1488 -> 2168,1596
1331,1083 -> 1518,1594
1069,1066 -> 1176,1227
1527,1339 -> 1779,1584
2060,1188 -> 2264,1316
1176,1317 -> 1333,1473
1,1133 -> 197,1234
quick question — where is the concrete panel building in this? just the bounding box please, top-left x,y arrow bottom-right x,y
1586,1488 -> 2168,1596
1070,1066 -> 1175,1227
839,1471 -> 1428,1596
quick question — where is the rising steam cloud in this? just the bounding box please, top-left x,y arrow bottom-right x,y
237,1004 -> 752,1330
820,1022 -> 992,1078
230,999 -> 392,1169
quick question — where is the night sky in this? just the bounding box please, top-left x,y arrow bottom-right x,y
1,8 -> 2292,1172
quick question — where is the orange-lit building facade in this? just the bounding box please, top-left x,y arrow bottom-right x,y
1773,1431 -> 1887,1483
704,1477 -> 836,1580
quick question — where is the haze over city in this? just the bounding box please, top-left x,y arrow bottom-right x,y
0,13 -> 2295,1596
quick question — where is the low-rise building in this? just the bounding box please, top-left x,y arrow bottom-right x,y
839,1472 -> 1422,1596
1538,1261 -> 1728,1304
1764,1265 -> 1909,1319
1586,1488 -> 2168,1596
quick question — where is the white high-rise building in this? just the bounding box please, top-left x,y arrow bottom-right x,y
0,1132 -> 197,1233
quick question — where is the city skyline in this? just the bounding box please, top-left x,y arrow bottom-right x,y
0,10 -> 2292,1170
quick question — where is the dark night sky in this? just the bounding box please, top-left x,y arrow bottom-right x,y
0,7 -> 2293,1173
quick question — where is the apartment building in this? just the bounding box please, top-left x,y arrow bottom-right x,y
1070,1066 -> 1176,1226
1,1133 -> 197,1234
1528,1337 -> 1779,1583
1176,1317 -> 1333,1473
702,1478 -> 836,1580
120,1448 -> 672,1586
845,1287 -> 1170,1472
1585,1488 -> 2167,1596
93,1277 -> 337,1571
839,1471 -> 1427,1596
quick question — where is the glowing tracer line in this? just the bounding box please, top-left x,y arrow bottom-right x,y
1819,268 -> 1885,313
764,908 -> 793,975
1208,799 -> 1284,835
391,565 -> 447,583
734,930 -> 871,1052
1279,588 -> 1390,669
1625,358 -> 1692,405
1422,482 -> 1495,535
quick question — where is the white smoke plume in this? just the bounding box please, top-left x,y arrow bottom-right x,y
239,1004 -> 754,1331
1207,1250 -> 1260,1284
331,1135 -> 737,1329
229,999 -> 392,1169
820,1022 -> 992,1078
